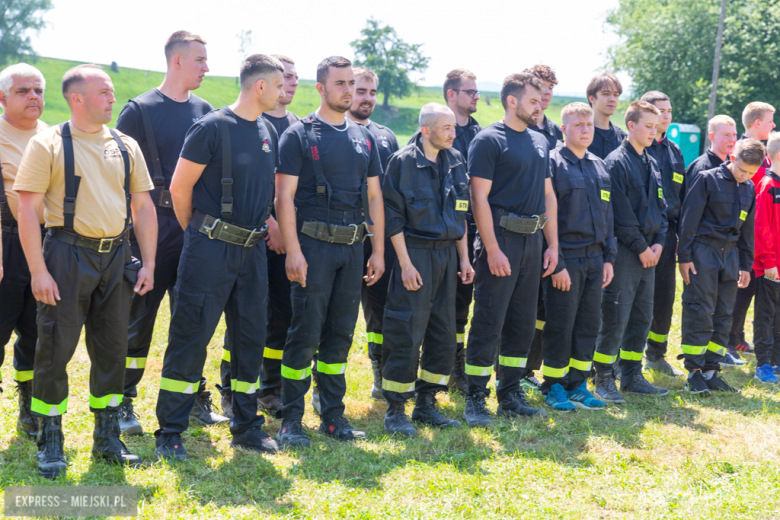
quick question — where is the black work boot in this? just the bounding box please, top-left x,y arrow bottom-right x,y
383,400 -> 417,437
118,397 -> 143,436
258,387 -> 283,418
92,409 -> 143,467
319,416 -> 367,442
463,394 -> 493,428
37,416 -> 67,479
190,389 -> 229,427
411,392 -> 462,429
370,359 -> 384,400
154,430 -> 188,462
497,390 -> 548,419
230,425 -> 281,454
16,381 -> 38,439
215,384 -> 234,419
276,419 -> 311,448
448,348 -> 469,394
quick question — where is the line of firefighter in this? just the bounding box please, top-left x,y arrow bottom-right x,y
0,31 -> 773,478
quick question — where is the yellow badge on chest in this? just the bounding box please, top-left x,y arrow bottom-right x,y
658,188 -> 664,199
673,173 -> 684,184
600,190 -> 610,202
740,210 -> 747,221
456,200 -> 469,211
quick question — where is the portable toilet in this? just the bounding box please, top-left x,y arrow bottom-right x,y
667,123 -> 701,167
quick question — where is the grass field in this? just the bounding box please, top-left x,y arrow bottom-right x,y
1,278 -> 779,519
26,56 -> 598,145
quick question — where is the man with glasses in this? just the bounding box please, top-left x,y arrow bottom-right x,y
442,68 -> 483,394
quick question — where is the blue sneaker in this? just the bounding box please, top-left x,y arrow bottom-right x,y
720,352 -> 747,368
545,383 -> 576,412
566,381 -> 607,410
755,364 -> 779,383
772,366 -> 780,375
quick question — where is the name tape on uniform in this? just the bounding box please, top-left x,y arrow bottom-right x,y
658,188 -> 664,199
600,190 -> 610,202
740,210 -> 747,221
456,200 -> 469,211
673,173 -> 684,184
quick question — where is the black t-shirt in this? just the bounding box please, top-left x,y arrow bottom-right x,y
277,113 -> 382,212
116,88 -> 213,188
180,107 -> 276,228
262,111 -> 301,138
363,120 -> 399,183
589,121 -> 628,160
468,121 -> 551,216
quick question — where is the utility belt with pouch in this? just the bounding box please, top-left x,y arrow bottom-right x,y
491,207 -> 548,235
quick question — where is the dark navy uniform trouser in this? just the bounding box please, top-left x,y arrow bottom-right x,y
124,208 -> 204,397
680,239 -> 736,371
466,228 -> 543,401
361,237 -> 396,365
0,221 -> 37,386
729,268 -> 756,347
280,232 -> 363,423
155,223 -> 267,435
454,230 -> 476,351
32,235 -> 133,416
753,275 -> 780,367
594,242 -> 655,381
647,229 -> 678,360
541,253 -> 604,392
381,240 -> 458,404
220,246 -> 292,396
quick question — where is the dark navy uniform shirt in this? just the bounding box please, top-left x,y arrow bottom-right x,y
262,111 -> 301,138
468,121 -> 551,218
384,134 -> 469,241
180,107 -> 276,228
646,134 -> 686,231
277,113 -> 382,212
589,121 -> 628,160
116,88 -> 213,192
605,140 -> 668,253
550,146 -> 617,270
362,120 -> 399,182
678,163 -> 755,271
529,115 -> 563,151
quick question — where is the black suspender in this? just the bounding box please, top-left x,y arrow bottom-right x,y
0,162 -> 13,222
60,122 -> 131,234
128,98 -> 173,208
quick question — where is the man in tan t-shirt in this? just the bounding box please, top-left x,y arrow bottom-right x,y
14,64 -> 157,479
0,63 -> 49,442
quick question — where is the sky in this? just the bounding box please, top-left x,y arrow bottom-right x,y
30,0 -> 627,96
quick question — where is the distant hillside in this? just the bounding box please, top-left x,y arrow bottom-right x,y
26,56 -> 593,143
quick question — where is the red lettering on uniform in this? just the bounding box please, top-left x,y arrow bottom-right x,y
311,146 -> 320,161
365,139 -> 371,152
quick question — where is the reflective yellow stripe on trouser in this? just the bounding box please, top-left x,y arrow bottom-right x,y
543,365 -> 568,378
707,341 -> 726,356
281,365 -> 312,380
569,358 -> 592,372
367,332 -> 383,345
31,397 -> 68,416
419,369 -> 449,386
499,356 -> 527,368
536,320 -> 545,331
160,377 -> 199,394
89,393 -> 123,409
382,378 -> 415,393
464,363 -> 493,377
264,347 -> 283,360
316,361 -> 347,375
681,344 -> 707,356
619,349 -> 643,361
13,370 -> 34,382
231,378 -> 260,393
648,331 -> 668,343
125,357 -> 146,369
593,351 -> 617,364
222,348 -> 231,363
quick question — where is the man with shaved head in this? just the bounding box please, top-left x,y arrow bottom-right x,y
0,63 -> 49,441
15,64 -> 157,478
380,102 -> 473,436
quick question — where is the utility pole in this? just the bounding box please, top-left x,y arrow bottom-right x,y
704,0 -> 728,149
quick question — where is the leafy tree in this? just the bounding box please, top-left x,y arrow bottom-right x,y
606,0 -> 780,143
0,0 -> 52,65
350,18 -> 430,108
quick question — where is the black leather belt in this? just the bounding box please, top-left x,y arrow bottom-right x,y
405,237 -> 455,249
49,228 -> 127,253
694,235 -> 736,252
197,212 -> 268,247
1,220 -> 46,235
492,207 -> 548,234
299,220 -> 371,245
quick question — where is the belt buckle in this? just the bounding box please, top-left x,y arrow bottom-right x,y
346,223 -> 359,245
203,218 -> 221,239
244,225 -> 267,247
98,238 -> 114,253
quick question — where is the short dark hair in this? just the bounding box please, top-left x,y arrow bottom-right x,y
316,56 -> 351,84
586,72 -> 623,106
62,64 -> 104,100
734,137 -> 766,166
625,100 -> 660,127
164,31 -> 206,62
271,54 -> 294,66
443,68 -> 477,102
240,54 -> 284,90
523,64 -> 558,87
640,90 -> 670,106
500,73 -> 544,109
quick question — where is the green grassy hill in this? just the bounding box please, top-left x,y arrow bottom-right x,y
28,56 -> 591,143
